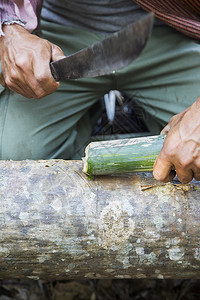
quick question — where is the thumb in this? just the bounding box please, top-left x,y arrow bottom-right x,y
51,43 -> 65,61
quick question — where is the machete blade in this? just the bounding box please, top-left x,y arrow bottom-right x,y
50,13 -> 154,81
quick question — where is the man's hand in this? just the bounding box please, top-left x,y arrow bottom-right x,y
153,97 -> 200,183
0,24 -> 65,99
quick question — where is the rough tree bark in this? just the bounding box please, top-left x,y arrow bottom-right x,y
0,159 -> 200,280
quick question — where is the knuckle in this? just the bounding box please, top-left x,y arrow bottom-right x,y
54,45 -> 64,55
36,70 -> 52,84
9,70 -> 18,81
38,39 -> 51,52
179,157 -> 192,169
15,55 -> 29,69
5,77 -> 15,88
41,39 -> 49,46
162,146 -> 175,160
36,73 -> 47,83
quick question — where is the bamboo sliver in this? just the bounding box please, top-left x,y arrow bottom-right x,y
83,135 -> 165,175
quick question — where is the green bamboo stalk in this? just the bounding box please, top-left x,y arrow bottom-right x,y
83,135 -> 165,175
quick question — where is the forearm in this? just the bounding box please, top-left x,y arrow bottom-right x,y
0,0 -> 43,37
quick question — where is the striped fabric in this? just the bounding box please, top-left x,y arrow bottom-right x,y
134,0 -> 200,40
180,0 -> 200,16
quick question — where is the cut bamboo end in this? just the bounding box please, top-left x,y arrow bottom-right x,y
82,143 -> 90,174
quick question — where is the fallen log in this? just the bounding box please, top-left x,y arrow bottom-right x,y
0,159 -> 200,280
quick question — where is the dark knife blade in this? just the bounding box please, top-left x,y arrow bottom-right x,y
50,13 -> 154,81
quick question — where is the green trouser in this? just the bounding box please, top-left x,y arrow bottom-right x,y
1,21 -> 200,160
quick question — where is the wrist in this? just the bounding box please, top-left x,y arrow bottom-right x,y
0,24 -> 28,46
0,24 -> 26,58
2,23 -> 26,35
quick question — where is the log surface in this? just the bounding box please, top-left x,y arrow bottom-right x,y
0,159 -> 200,279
